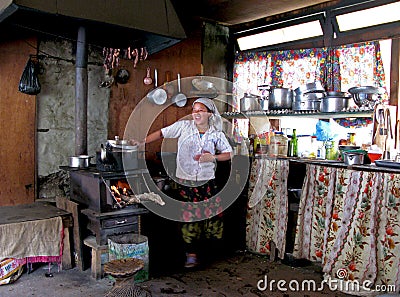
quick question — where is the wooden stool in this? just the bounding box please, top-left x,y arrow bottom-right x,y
83,236 -> 108,279
103,258 -> 151,297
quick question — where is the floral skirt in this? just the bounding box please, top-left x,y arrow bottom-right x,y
178,179 -> 224,252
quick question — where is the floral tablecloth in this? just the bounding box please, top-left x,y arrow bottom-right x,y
246,158 -> 289,259
293,164 -> 400,294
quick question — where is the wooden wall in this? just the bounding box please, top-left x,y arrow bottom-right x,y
0,33 -> 37,206
108,28 -> 203,160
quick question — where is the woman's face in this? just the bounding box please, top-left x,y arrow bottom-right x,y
192,102 -> 211,126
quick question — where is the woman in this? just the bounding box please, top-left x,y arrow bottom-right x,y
132,98 -> 232,268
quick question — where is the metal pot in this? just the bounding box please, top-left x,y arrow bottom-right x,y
343,151 -> 364,165
69,155 -> 93,168
292,99 -> 321,111
259,98 -> 268,110
294,82 -> 325,95
320,96 -> 350,112
294,92 -> 324,102
268,87 -> 293,110
240,93 -> 261,112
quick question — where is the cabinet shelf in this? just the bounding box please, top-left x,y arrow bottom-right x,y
222,110 -> 373,120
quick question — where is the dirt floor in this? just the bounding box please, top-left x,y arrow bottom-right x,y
0,251 -> 369,297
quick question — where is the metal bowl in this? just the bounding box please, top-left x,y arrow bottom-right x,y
348,86 -> 383,107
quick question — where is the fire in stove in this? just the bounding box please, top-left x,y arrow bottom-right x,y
107,179 -> 165,208
109,179 -> 139,207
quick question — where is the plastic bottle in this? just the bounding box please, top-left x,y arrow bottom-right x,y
289,129 -> 298,157
309,136 -> 317,158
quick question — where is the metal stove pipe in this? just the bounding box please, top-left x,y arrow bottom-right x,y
75,26 -> 88,155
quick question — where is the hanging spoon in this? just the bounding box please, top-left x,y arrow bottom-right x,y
143,67 -> 153,85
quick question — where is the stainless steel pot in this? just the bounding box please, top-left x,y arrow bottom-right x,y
320,96 -> 350,112
294,82 -> 325,95
343,151 -> 364,165
292,99 -> 321,111
240,93 -> 261,112
294,92 -> 324,101
69,155 -> 93,168
268,87 -> 293,110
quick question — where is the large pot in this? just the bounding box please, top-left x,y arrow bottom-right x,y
292,99 -> 321,111
69,155 -> 93,168
294,82 -> 325,95
268,87 -> 293,110
240,93 -> 261,112
320,96 -> 350,112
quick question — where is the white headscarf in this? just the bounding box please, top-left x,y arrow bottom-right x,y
193,98 -> 222,131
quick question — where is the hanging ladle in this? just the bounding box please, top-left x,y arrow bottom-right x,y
171,73 -> 187,107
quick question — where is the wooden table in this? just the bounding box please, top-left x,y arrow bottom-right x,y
0,201 -> 73,269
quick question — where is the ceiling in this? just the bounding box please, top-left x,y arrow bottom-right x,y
171,0 -> 338,28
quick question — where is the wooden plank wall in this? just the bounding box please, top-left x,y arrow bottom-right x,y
108,30 -> 202,160
0,33 -> 37,206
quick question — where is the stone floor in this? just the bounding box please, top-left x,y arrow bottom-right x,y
0,251 -> 368,297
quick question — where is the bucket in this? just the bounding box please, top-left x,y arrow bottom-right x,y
108,233 -> 149,282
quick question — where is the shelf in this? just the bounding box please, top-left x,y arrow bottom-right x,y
222,109 -> 373,120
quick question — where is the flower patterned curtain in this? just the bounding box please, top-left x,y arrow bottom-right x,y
246,158 -> 289,259
293,164 -> 400,293
233,41 -> 387,111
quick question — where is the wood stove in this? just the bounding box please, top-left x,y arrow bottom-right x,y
62,166 -> 152,245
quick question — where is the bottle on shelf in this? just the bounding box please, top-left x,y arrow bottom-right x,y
288,129 -> 298,157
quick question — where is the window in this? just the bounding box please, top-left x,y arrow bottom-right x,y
237,20 -> 323,51
335,1 -> 400,32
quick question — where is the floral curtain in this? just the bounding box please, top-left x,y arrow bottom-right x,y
293,164 -> 400,294
246,158 -> 289,259
233,41 -> 387,111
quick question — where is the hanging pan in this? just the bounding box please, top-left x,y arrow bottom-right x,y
147,68 -> 167,105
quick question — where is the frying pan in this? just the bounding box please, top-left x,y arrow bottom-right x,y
171,73 -> 187,107
147,69 -> 167,105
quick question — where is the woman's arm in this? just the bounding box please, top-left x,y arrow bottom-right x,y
144,130 -> 163,144
130,129 -> 163,145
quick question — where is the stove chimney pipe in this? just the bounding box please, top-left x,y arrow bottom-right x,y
75,26 -> 88,155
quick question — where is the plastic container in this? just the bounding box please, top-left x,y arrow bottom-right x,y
269,132 -> 288,157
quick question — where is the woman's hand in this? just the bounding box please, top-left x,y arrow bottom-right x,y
194,152 -> 216,163
130,139 -> 145,147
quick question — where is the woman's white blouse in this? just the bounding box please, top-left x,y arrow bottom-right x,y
161,120 -> 232,181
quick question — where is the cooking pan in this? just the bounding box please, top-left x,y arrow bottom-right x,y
171,73 -> 187,107
147,68 -> 167,105
68,155 -> 93,168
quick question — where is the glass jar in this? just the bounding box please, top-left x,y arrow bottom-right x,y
325,140 -> 337,160
269,132 -> 288,157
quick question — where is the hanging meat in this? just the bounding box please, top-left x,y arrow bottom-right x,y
102,46 -> 148,72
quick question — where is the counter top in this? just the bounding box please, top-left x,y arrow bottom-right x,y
252,154 -> 400,173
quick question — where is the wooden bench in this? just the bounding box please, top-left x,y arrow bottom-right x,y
83,236 -> 108,279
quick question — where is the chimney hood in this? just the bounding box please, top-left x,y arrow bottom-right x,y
0,0 -> 187,54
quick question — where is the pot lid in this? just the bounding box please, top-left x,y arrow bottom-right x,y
107,140 -> 138,150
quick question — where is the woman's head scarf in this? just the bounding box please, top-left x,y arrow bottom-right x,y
193,98 -> 222,131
